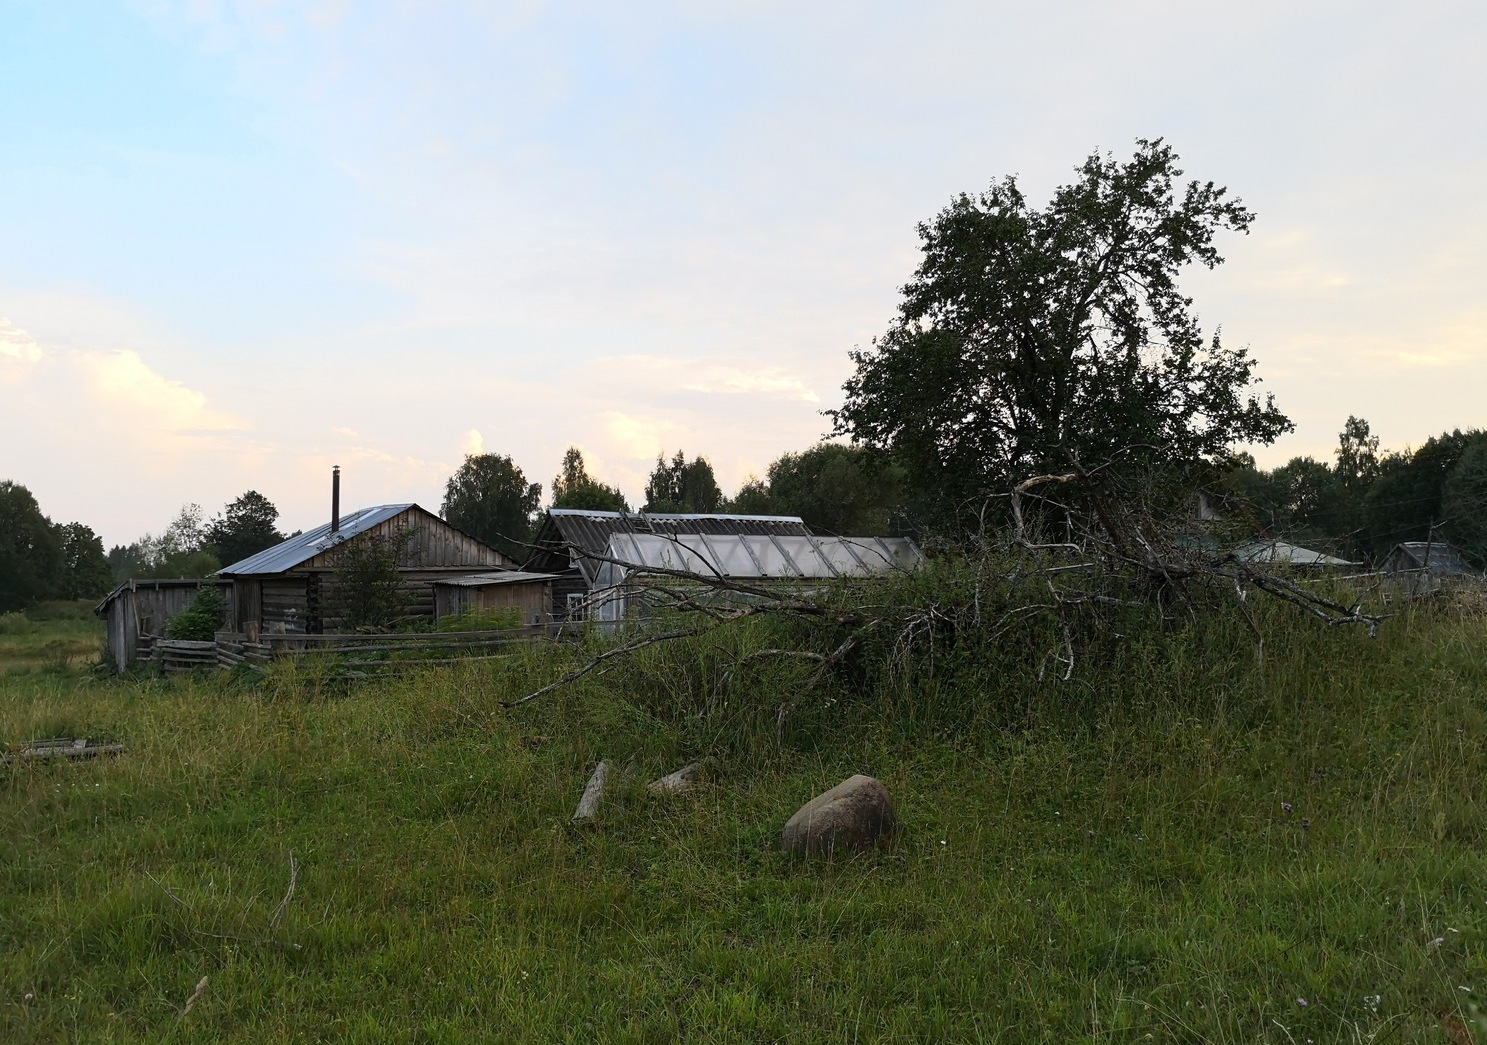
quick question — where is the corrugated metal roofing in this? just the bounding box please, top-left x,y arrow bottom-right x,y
528,509 -> 814,583
593,534 -> 923,587
432,571 -> 558,588
217,504 -> 415,577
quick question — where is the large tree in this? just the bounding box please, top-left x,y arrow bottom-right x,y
644,451 -> 722,514
832,139 -> 1291,531
207,490 -> 285,568
765,443 -> 904,535
551,447 -> 630,513
442,453 -> 542,560
55,522 -> 114,599
0,481 -> 63,612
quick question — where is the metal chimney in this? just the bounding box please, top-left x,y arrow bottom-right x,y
331,465 -> 341,533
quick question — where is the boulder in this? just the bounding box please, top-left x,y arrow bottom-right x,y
781,774 -> 897,856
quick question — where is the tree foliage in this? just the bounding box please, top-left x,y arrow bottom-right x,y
442,454 -> 542,560
1443,438 -> 1487,567
644,451 -> 722,513
207,490 -> 284,567
764,443 -> 904,535
55,522 -> 114,600
551,447 -> 630,513
329,528 -> 419,632
0,481 -> 63,612
833,139 -> 1291,531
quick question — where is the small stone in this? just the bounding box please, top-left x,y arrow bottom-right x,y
648,763 -> 702,795
781,774 -> 897,857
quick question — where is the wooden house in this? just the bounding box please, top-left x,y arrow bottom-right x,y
217,503 -> 515,636
95,578 -> 218,672
524,509 -> 815,621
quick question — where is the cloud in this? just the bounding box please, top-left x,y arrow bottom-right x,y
461,428 -> 485,455
594,354 -> 822,403
0,318 -> 44,381
74,349 -> 247,432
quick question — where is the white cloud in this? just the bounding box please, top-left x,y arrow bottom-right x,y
461,428 -> 485,456
593,354 -> 822,403
74,349 -> 246,432
0,318 -> 43,381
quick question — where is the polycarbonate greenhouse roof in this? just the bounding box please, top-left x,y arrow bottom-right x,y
592,533 -> 923,588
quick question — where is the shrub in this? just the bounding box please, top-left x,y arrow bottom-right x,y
0,611 -> 33,635
165,585 -> 225,641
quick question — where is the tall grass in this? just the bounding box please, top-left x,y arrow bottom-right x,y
2,582 -> 1485,1041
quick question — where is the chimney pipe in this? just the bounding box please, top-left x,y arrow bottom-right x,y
331,465 -> 341,533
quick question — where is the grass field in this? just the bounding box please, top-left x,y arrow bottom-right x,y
2,597 -> 1486,1042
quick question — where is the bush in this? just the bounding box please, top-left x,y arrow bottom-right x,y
0,611 -> 33,635
165,585 -> 225,641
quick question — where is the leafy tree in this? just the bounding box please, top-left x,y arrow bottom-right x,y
644,451 -> 722,513
724,477 -> 775,516
832,139 -> 1291,532
550,447 -> 630,513
56,522 -> 114,599
1363,430 -> 1484,556
442,453 -> 542,560
208,491 -> 284,567
1334,416 -> 1381,494
1443,438 -> 1487,568
134,504 -> 219,578
765,443 -> 904,535
0,481 -> 63,612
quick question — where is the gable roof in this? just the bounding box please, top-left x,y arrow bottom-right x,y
217,504 -> 416,576
526,509 -> 813,584
1385,541 -> 1474,576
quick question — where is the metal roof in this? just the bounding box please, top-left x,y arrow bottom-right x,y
432,571 -> 558,588
217,504 -> 415,577
1233,540 -> 1358,568
527,509 -> 813,583
593,534 -> 923,587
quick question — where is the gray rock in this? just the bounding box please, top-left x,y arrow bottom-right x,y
572,760 -> 611,820
647,762 -> 702,795
781,774 -> 897,856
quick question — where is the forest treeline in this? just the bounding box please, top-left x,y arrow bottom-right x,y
1219,417 -> 1487,565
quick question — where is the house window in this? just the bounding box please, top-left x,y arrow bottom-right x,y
566,593 -> 589,621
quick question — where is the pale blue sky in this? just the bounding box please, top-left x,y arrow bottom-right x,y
3,0 -> 1484,546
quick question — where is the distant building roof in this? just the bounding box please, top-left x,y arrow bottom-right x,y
431,571 -> 558,588
1384,541 -> 1475,576
527,509 -> 814,584
217,504 -> 415,576
592,533 -> 923,587
1233,540 -> 1359,568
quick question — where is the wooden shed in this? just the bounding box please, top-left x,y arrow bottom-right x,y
217,503 -> 515,636
432,571 -> 556,626
95,578 -> 218,672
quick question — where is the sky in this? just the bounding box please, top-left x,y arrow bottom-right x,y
2,0 -> 1484,548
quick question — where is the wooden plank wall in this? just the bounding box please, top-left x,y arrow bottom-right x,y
299,507 -> 513,571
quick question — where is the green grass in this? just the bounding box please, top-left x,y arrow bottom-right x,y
3,603 -> 1487,1041
0,600 -> 106,676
